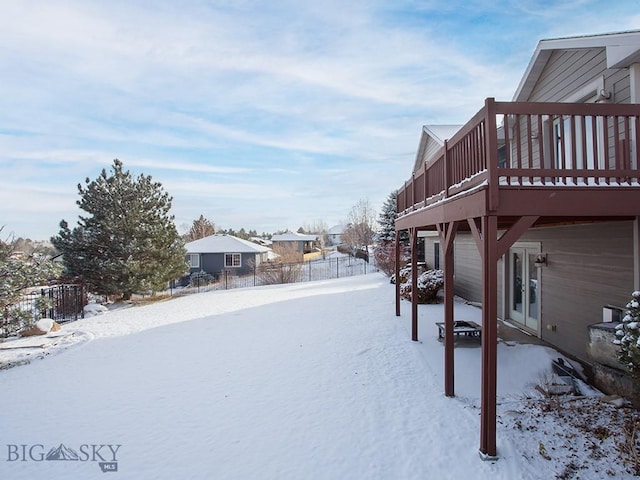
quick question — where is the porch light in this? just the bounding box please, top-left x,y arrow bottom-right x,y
534,253 -> 547,267
596,88 -> 611,102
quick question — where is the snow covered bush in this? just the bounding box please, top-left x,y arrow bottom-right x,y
393,265 -> 444,304
614,291 -> 640,382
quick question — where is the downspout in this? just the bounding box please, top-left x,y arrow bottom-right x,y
631,63 -> 640,290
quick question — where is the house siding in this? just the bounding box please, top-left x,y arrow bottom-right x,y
530,49 -> 605,101
528,48 -> 631,104
189,252 -> 256,277
422,138 -> 442,164
518,221 -> 634,362
452,237 -> 483,303
421,221 -> 633,363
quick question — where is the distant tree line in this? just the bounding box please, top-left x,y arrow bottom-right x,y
5,156 -> 405,306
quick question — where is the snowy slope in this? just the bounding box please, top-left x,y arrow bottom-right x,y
0,274 -> 635,479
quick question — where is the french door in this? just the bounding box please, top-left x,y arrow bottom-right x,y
509,245 -> 540,333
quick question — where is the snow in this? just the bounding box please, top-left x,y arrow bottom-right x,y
34,318 -> 54,333
83,302 -> 109,317
0,273 -> 636,478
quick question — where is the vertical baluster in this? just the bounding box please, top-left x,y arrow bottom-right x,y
591,116 -> 599,185
526,115 -> 533,184
515,114 -> 522,186
503,114 -> 511,185
537,115 -> 545,185
603,116 -> 610,185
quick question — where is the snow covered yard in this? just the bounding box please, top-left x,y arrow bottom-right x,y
0,273 -> 638,479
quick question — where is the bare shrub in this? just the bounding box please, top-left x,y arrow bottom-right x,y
257,243 -> 303,285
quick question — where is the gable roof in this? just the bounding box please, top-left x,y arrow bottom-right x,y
412,124 -> 462,173
328,225 -> 345,235
185,234 -> 270,254
271,232 -> 318,242
514,30 -> 640,102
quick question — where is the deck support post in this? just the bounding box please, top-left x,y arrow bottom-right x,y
395,230 -> 401,316
437,221 -> 459,397
479,215 -> 499,459
410,228 -> 419,341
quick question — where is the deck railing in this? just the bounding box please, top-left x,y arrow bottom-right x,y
397,98 -> 640,215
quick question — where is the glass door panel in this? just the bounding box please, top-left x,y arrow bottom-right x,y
509,246 -> 540,333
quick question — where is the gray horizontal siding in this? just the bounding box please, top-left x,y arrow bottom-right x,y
518,221 -> 634,363
423,138 -> 442,164
424,222 -> 635,364
530,49 -> 606,102
528,47 -> 631,105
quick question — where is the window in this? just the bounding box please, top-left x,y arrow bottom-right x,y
188,254 -> 200,268
225,253 -> 241,268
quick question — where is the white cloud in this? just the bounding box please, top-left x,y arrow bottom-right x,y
2,0 -> 639,238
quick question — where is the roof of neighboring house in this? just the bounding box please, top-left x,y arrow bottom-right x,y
514,30 -> 640,102
185,234 -> 271,254
328,225 -> 345,235
250,237 -> 273,246
412,124 -> 462,173
271,232 -> 318,242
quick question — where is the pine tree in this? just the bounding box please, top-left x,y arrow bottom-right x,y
377,190 -> 397,243
0,232 -> 62,332
184,215 -> 215,242
52,159 -> 187,299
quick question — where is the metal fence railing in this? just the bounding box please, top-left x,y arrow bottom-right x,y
1,284 -> 86,338
170,255 -> 379,298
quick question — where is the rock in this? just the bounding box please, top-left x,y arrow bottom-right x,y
598,394 -> 628,408
20,319 -> 61,337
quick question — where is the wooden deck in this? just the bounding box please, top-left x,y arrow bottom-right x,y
394,98 -> 640,458
397,98 -> 640,232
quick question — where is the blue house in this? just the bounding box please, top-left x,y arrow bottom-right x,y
184,234 -> 271,280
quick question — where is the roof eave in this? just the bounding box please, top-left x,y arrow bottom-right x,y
513,30 -> 640,102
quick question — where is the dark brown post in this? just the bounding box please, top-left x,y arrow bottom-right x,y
411,228 -> 418,341
484,98 -> 499,211
412,173 -> 416,210
443,140 -> 449,198
442,221 -> 458,397
423,161 -> 429,207
395,230 -> 401,316
479,215 -> 499,459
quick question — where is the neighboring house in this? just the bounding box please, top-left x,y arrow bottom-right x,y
327,225 -> 346,246
412,125 -> 463,171
250,237 -> 272,247
395,30 -> 640,458
271,232 -> 319,254
184,234 -> 271,280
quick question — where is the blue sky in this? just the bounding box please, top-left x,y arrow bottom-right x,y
2,0 -> 639,240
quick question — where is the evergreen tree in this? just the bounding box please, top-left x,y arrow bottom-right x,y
0,231 -> 62,332
377,190 -> 397,243
237,228 -> 248,240
184,215 -> 215,242
52,159 -> 187,299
